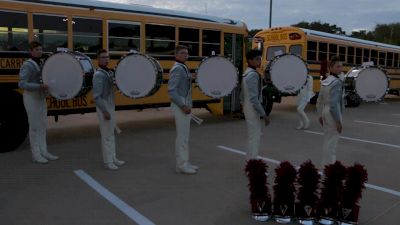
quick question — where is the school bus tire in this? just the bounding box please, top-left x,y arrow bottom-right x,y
0,90 -> 29,153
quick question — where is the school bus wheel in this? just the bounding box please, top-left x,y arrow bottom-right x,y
0,90 -> 29,153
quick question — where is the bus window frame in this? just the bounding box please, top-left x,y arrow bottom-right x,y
107,20 -> 141,54
0,10 -> 29,52
72,16 -> 103,55
32,13 -> 68,53
318,42 -> 328,62
378,51 -> 386,66
145,23 -> 176,56
266,45 -> 286,61
289,44 -> 302,56
178,27 -> 200,56
306,40 -> 317,61
202,29 -> 221,56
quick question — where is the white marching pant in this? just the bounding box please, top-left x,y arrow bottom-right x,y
297,96 -> 310,128
96,104 -> 117,164
321,107 -> 339,166
171,102 -> 191,168
243,102 -> 263,160
23,92 -> 48,158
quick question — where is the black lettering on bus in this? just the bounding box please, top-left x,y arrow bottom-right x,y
72,96 -> 88,107
10,59 -> 16,69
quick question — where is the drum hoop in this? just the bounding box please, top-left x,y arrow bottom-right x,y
42,51 -> 93,100
266,53 -> 309,93
114,53 -> 163,99
43,52 -> 93,79
195,55 -> 239,98
349,66 -> 390,102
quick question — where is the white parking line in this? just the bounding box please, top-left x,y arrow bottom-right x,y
74,170 -> 156,225
304,130 -> 400,149
217,145 -> 400,198
354,120 -> 400,128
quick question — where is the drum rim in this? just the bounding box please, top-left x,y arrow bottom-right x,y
346,66 -> 390,102
265,53 -> 309,94
42,51 -> 92,100
195,55 -> 239,98
114,53 -> 163,99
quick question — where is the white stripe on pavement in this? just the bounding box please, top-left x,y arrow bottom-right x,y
304,130 -> 400,149
74,170 -> 156,225
217,145 -> 400,198
354,120 -> 400,128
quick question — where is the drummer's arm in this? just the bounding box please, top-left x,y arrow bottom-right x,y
329,81 -> 343,123
18,62 -> 41,91
246,73 -> 266,117
92,73 -> 108,113
168,67 -> 185,108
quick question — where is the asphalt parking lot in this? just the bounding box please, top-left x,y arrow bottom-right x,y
1,95 -> 399,225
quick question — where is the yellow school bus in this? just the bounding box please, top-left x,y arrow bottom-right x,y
0,0 -> 247,152
252,26 -> 400,112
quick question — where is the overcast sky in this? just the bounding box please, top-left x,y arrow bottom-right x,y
100,0 -> 400,34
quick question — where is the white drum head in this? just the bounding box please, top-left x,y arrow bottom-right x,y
115,54 -> 159,98
355,68 -> 388,101
42,53 -> 84,100
269,54 -> 308,93
196,56 -> 238,98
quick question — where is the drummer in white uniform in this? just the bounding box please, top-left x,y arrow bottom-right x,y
241,49 -> 270,159
316,55 -> 344,166
93,49 -> 125,170
19,41 -> 59,163
296,75 -> 314,130
168,45 -> 198,175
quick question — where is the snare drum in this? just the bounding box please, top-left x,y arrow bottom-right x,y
344,67 -> 389,102
42,51 -> 94,100
196,56 -> 238,98
114,53 -> 163,99
265,53 -> 308,94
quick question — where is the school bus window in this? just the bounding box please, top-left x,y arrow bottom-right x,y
108,21 -> 140,52
355,48 -> 362,65
318,42 -> 327,61
306,41 -> 317,61
378,51 -> 386,66
394,53 -> 399,68
73,17 -> 102,55
145,24 -> 175,55
289,44 -> 302,56
371,49 -> 378,65
347,47 -> 354,65
363,49 -> 370,63
33,14 -> 68,52
387,52 -> 394,67
266,46 -> 285,61
202,30 -> 220,56
0,10 -> 28,51
329,43 -> 337,56
179,27 -> 199,56
339,46 -> 346,62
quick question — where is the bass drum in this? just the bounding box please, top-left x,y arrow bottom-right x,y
196,56 -> 238,98
265,53 -> 308,94
345,67 -> 389,102
42,51 -> 94,100
114,53 -> 163,99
